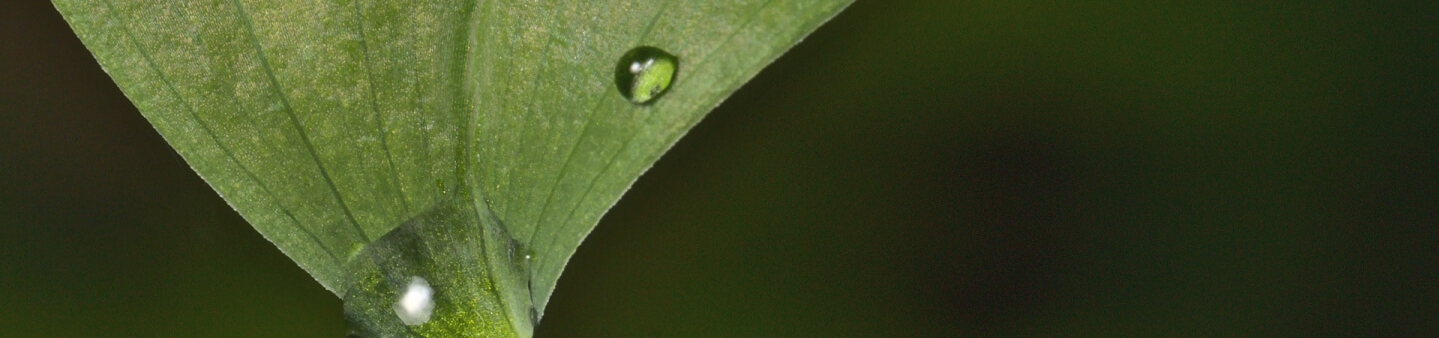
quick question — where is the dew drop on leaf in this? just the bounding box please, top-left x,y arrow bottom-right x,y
614,46 -> 678,104
393,276 -> 435,326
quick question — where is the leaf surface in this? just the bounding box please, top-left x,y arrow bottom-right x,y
53,0 -> 851,331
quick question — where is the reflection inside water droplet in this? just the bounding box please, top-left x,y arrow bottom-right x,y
394,276 -> 435,326
614,46 -> 678,104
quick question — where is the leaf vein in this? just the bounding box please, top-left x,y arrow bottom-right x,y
352,0 -> 413,217
99,0 -> 342,265
526,0 -> 678,267
228,0 -> 371,242
539,0 -> 783,285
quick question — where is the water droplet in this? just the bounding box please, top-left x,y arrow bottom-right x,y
394,276 -> 435,326
614,46 -> 678,104
505,237 -> 534,275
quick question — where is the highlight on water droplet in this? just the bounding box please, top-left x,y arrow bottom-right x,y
614,46 -> 678,104
394,276 -> 435,326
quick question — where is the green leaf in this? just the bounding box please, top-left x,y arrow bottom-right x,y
342,198 -> 536,337
52,0 -> 850,335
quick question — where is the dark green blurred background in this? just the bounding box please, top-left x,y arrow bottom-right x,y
3,0 -> 1436,336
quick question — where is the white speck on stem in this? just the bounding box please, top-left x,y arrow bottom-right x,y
394,276 -> 435,326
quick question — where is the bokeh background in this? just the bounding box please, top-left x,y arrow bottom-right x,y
3,0 -> 1436,336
